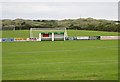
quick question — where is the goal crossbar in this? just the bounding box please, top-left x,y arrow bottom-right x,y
30,28 -> 68,38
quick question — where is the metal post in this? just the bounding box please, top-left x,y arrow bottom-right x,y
52,32 -> 54,41
64,32 -> 65,41
39,33 -> 41,41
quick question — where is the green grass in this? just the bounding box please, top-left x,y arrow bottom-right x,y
2,30 -> 118,38
68,30 -> 118,36
2,30 -> 30,38
0,42 -> 1,81
3,41 -> 118,80
2,30 -> 118,80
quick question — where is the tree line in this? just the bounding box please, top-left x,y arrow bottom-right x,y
2,18 -> 120,32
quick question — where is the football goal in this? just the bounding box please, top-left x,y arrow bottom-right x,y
30,28 -> 68,41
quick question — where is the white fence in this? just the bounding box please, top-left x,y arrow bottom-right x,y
0,38 -> 1,42
77,36 -> 89,40
100,36 -> 120,40
1,36 -> 120,42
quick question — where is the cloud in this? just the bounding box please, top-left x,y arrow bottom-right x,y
0,0 -> 119,2
2,2 -> 118,20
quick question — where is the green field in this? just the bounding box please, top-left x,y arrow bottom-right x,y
2,30 -> 118,80
2,30 -> 118,38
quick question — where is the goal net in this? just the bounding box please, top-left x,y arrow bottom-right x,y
30,28 -> 68,38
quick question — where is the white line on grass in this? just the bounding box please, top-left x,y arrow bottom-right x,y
11,46 -> 118,54
4,60 -> 117,66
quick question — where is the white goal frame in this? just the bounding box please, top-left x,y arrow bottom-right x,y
30,28 -> 68,41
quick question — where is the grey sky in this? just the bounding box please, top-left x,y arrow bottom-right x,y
0,0 -> 119,2
1,1 -> 118,20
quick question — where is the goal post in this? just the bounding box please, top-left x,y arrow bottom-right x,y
30,28 -> 68,41
30,28 -> 67,37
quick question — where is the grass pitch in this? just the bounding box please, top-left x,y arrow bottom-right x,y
2,30 -> 118,38
2,30 -> 118,80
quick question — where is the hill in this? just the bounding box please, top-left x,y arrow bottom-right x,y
2,18 -> 119,32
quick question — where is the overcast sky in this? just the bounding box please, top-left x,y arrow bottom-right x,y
1,0 -> 119,20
